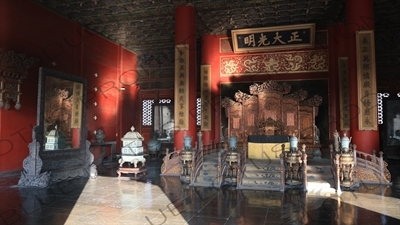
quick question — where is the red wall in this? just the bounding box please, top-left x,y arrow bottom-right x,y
0,0 -> 139,172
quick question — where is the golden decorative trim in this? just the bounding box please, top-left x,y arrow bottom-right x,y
174,45 -> 189,130
356,30 -> 377,130
220,49 -> 328,76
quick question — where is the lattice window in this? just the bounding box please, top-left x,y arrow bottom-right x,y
377,93 -> 390,125
159,99 -> 171,104
143,98 -> 200,126
142,99 -> 154,126
197,98 -> 201,126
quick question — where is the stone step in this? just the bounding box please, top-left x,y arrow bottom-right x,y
199,169 -> 218,176
240,160 -> 282,191
242,170 -> 332,180
242,177 -> 281,186
191,182 -> 220,188
195,175 -> 219,184
307,173 -> 334,183
202,163 -> 218,169
238,178 -> 282,191
306,160 -> 335,191
245,164 -> 282,173
245,159 -> 280,167
306,165 -> 332,174
237,185 -> 282,191
243,171 -> 281,179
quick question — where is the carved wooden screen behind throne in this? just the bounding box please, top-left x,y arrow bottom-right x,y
222,81 -> 322,151
300,95 -> 323,150
281,89 -> 308,137
221,98 -> 243,142
234,91 -> 258,138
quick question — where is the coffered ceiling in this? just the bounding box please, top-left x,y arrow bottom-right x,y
31,0 -> 351,52
30,0 -> 399,51
30,0 -> 400,87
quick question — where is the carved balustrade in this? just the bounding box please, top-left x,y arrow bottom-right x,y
160,148 -> 181,176
329,131 -> 391,193
353,147 -> 391,184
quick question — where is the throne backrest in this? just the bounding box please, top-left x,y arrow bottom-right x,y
256,117 -> 284,135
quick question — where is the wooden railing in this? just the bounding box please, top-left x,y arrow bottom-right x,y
236,142 -> 247,187
352,145 -> 391,184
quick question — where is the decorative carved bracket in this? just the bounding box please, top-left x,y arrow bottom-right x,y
0,49 -> 38,110
249,81 -> 292,95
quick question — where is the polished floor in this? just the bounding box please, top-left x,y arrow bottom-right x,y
1,157 -> 400,225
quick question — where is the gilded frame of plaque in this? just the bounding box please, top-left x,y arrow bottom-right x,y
231,23 -> 315,53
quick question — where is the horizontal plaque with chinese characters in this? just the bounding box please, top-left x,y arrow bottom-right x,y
231,23 -> 315,53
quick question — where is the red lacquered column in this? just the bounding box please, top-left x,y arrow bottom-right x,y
346,0 -> 378,154
174,5 -> 197,149
199,34 -> 220,146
